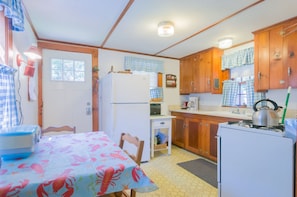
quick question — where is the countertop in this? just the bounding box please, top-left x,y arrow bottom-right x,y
170,109 -> 252,120
150,115 -> 176,120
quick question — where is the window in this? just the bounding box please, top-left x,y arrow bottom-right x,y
231,65 -> 253,106
51,58 -> 85,82
222,64 -> 265,107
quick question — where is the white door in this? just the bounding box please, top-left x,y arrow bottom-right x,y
42,49 -> 92,133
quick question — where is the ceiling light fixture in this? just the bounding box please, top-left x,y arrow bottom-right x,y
218,38 -> 233,49
158,21 -> 174,37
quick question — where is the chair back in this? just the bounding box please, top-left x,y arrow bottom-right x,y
42,125 -> 76,136
119,133 -> 144,166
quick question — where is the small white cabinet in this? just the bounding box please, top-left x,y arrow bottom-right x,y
150,116 -> 175,158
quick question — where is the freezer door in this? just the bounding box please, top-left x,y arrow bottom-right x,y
111,103 -> 150,162
110,73 -> 150,103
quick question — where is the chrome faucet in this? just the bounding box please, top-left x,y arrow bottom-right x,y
231,108 -> 240,114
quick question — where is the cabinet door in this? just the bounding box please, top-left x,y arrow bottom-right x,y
198,121 -> 210,157
283,23 -> 297,88
270,26 -> 285,89
180,56 -> 192,94
172,115 -> 185,148
191,54 -> 200,93
198,50 -> 212,93
185,117 -> 200,154
209,123 -> 218,161
211,48 -> 225,94
254,30 -> 270,91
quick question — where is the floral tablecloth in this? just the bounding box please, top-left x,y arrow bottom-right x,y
0,131 -> 157,197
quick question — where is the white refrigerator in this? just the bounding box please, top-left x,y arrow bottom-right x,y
217,123 -> 294,197
99,73 -> 150,162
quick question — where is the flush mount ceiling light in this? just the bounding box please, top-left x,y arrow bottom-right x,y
158,21 -> 174,37
218,38 -> 233,49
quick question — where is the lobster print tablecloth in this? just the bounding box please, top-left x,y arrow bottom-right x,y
0,131 -> 157,197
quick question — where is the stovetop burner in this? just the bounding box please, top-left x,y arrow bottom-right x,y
228,120 -> 285,132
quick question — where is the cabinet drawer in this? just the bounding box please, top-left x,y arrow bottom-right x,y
152,119 -> 171,128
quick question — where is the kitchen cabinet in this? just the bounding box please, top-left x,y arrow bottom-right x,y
197,50 -> 211,93
254,30 -> 270,91
179,48 -> 225,94
179,55 -> 193,94
185,117 -> 200,154
171,114 -> 186,148
253,16 -> 297,91
283,20 -> 297,88
171,111 -> 240,162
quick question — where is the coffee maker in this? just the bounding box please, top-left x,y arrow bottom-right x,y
188,97 -> 199,111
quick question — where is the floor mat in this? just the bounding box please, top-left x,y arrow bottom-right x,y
177,158 -> 217,188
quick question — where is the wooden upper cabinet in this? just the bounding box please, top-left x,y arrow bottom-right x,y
179,47 -> 225,94
191,53 -> 200,93
254,30 -> 270,91
197,50 -> 212,93
180,56 -> 193,94
283,20 -> 297,88
254,16 -> 297,91
269,26 -> 285,89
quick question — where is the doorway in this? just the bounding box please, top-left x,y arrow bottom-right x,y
37,41 -> 99,131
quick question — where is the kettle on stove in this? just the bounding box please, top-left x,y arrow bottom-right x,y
252,99 -> 280,127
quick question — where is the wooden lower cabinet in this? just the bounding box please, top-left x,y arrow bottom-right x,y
171,112 -> 240,162
185,117 -> 200,154
172,114 -> 186,148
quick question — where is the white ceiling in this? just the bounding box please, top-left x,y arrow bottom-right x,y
22,0 -> 297,59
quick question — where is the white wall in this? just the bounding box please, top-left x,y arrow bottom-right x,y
12,16 -> 38,125
98,49 -> 180,115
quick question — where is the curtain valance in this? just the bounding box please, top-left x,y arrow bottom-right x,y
124,56 -> 164,73
222,47 -> 254,70
0,0 -> 24,31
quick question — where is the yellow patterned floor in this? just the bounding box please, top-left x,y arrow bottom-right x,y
137,146 -> 218,197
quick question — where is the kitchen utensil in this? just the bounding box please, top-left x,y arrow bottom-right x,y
252,99 -> 280,127
281,86 -> 291,124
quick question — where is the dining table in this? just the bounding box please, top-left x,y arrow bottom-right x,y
0,131 -> 158,197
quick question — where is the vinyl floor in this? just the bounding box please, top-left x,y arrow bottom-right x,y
137,145 -> 218,197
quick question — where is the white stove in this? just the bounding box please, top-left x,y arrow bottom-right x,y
223,120 -> 285,137
217,121 -> 294,197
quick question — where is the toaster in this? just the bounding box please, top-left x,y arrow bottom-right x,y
0,124 -> 41,160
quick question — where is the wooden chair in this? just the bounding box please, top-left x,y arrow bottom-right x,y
41,125 -> 76,136
119,133 -> 144,197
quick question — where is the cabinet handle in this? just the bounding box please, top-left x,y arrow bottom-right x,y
257,72 -> 261,79
288,67 -> 291,76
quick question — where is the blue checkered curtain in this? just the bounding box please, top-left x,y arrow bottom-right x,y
222,47 -> 254,70
124,56 -> 164,73
222,80 -> 239,106
0,64 -> 19,129
246,79 -> 265,107
0,0 -> 24,31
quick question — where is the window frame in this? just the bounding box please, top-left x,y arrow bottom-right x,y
0,11 -> 13,65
